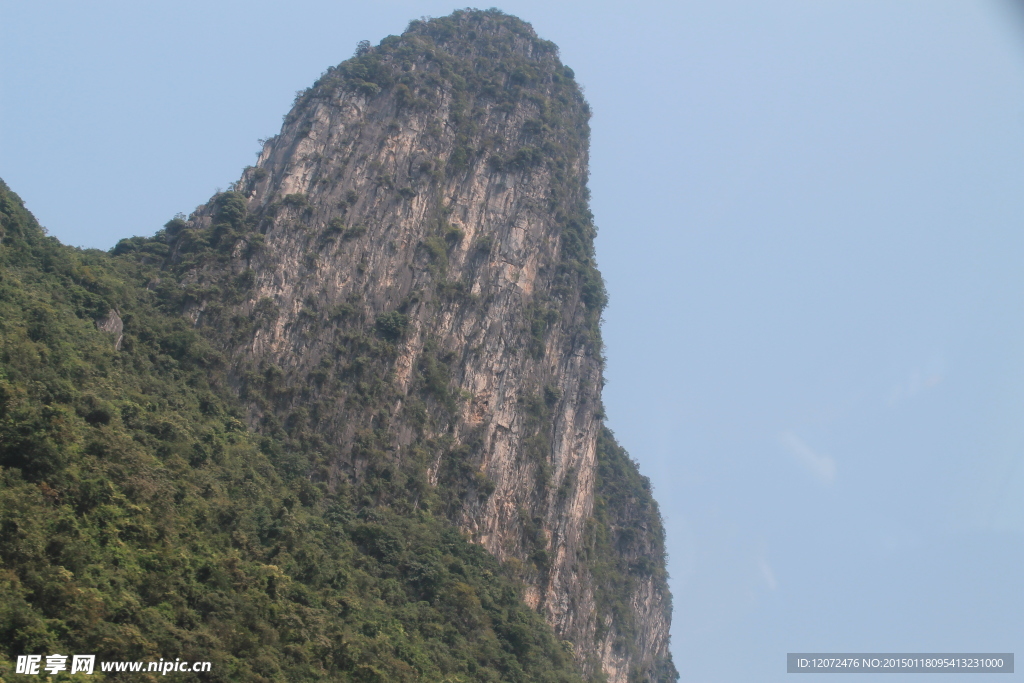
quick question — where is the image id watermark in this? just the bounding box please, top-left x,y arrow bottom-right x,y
787,653 -> 1014,673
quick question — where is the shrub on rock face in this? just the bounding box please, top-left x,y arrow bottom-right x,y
375,311 -> 409,341
281,193 -> 308,208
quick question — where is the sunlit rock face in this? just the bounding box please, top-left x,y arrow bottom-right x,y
169,10 -> 675,681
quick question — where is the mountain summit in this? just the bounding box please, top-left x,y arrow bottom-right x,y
1,9 -> 675,682
161,10 -> 675,682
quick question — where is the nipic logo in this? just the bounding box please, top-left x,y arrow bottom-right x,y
13,654 -> 211,675
16,655 -> 95,675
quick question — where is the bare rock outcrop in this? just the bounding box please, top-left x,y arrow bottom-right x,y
95,308 -> 123,350
163,10 -> 676,681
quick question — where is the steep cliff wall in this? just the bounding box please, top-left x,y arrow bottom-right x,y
145,11 -> 675,681
0,178 -> 591,683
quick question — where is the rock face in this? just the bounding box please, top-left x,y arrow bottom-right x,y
95,308 -> 123,350
166,10 -> 675,681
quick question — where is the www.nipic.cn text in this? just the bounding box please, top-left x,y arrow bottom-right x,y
15,654 -> 212,675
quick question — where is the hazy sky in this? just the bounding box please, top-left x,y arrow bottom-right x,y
3,2 -> 1023,680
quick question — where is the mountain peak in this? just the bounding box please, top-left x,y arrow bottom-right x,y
117,10 -> 675,681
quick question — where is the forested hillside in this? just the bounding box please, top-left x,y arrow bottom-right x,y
0,10 -> 676,683
0,180 -> 583,681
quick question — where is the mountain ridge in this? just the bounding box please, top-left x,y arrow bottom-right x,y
1,9 -> 676,682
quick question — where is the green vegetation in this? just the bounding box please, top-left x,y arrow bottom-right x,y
297,8 -> 606,349
374,311 -> 409,342
585,429 -> 675,682
0,180 -> 584,681
0,10 -> 677,682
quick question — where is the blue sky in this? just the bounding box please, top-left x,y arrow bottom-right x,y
3,2 -> 1023,680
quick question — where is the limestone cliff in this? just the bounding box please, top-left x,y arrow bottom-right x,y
156,10 -> 675,681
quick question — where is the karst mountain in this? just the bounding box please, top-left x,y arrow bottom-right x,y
0,10 -> 676,682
